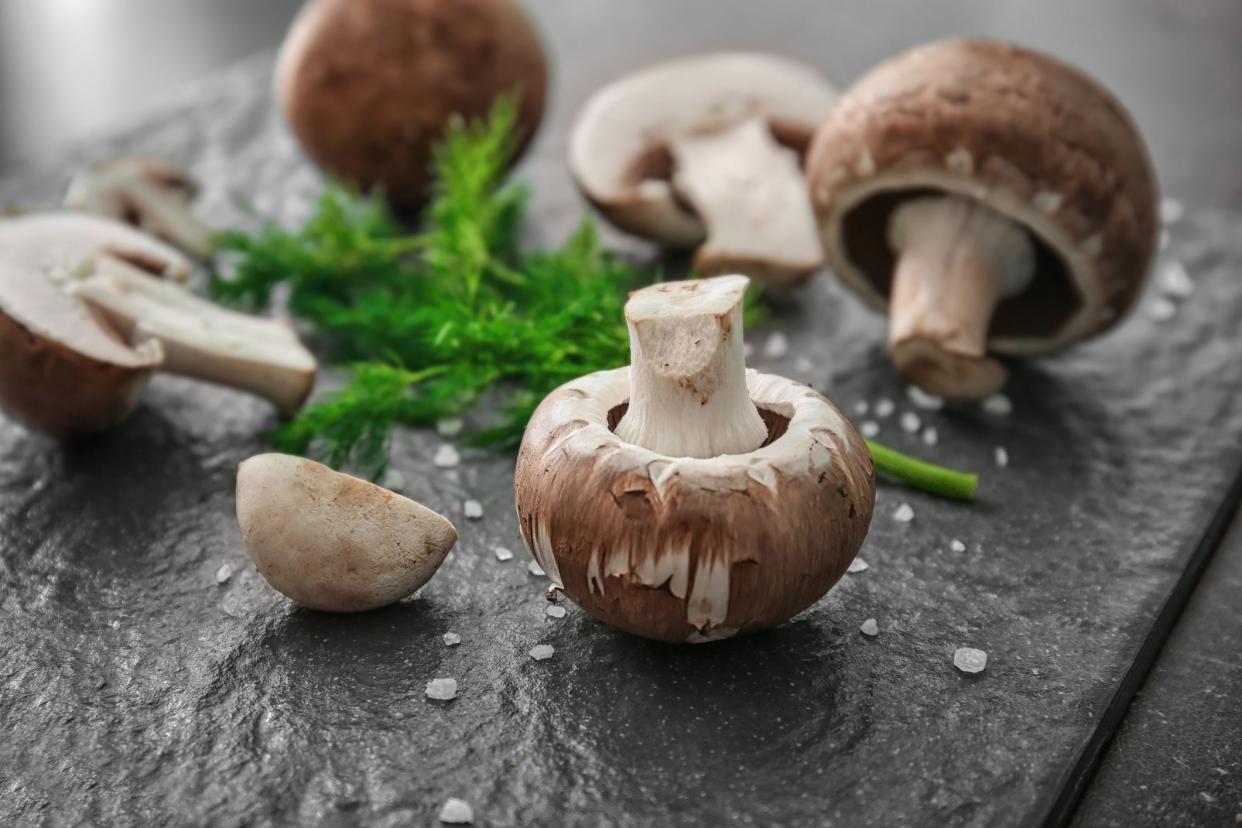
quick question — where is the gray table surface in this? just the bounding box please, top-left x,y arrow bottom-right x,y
1,2 -> 1241,826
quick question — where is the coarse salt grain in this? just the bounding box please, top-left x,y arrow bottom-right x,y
438,797 -> 474,824
847,557 -> 870,574
443,632 -> 461,646
860,618 -> 879,637
994,446 -> 1009,468
900,411 -> 921,433
743,342 -> 755,359
950,539 -> 967,553
795,356 -> 814,373
433,444 -> 461,468
875,398 -> 895,418
380,469 -> 404,492
853,400 -> 869,416
425,678 -> 458,701
494,547 -> 514,562
214,563 -> 233,585
906,386 -> 944,410
463,500 -> 484,519
763,332 -> 789,359
953,647 -> 988,674
1160,197 -> 1184,225
527,560 -> 545,576
546,605 -> 567,619
922,427 -> 939,446
530,644 -> 554,661
981,393 -> 1012,417
1160,260 -> 1194,299
893,503 -> 914,523
436,418 -> 464,437
1149,297 -> 1177,321
860,420 -> 880,438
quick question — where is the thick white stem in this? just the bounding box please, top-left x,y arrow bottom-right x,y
69,255 -> 317,414
614,275 -> 767,458
669,119 -> 824,286
886,195 -> 1035,400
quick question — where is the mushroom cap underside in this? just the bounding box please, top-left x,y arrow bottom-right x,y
514,367 -> 875,643
569,51 -> 838,247
0,212 -> 192,282
808,38 -> 1158,354
236,453 -> 459,612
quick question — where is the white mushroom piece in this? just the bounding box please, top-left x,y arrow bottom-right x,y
236,454 -> 458,612
514,275 -> 875,643
807,39 -> 1158,400
569,53 -> 838,288
65,157 -> 216,259
0,213 -> 316,437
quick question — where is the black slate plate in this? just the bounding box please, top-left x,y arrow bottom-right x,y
2,48 -> 1242,827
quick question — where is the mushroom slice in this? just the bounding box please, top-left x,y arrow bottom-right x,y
808,39 -> 1159,399
65,157 -> 215,259
569,53 -> 837,287
0,212 -> 191,283
70,255 -> 317,415
515,275 -> 876,643
236,453 -> 459,612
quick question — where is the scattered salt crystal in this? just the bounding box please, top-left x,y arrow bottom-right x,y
874,398 -> 895,418
438,797 -> 474,824
743,342 -> 755,359
436,418 -> 464,437
527,560 -> 545,576
546,605 -> 567,619
1160,260 -> 1194,299
529,644 -> 555,661
443,632 -> 461,647
893,502 -> 915,523
463,500 -> 484,519
860,420 -> 880,438
795,356 -> 814,373
433,444 -> 461,468
425,678 -> 458,700
1148,297 -> 1177,321
994,446 -> 1009,468
900,411 -> 921,433
906,386 -> 944,410
860,618 -> 879,637
380,468 -> 404,492
494,547 -> 514,562
1160,197 -> 1184,225
110,620 -> 120,630
763,332 -> 789,359
950,539 -> 967,553
847,557 -> 870,574
853,400 -> 869,416
921,427 -> 939,446
214,563 -> 233,585
981,393 -> 1012,417
953,647 -> 988,674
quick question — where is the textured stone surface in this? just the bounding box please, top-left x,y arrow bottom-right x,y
3,15 -> 1242,828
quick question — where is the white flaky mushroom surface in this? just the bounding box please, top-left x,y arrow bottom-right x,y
614,275 -> 766,458
65,157 -> 215,259
886,195 -> 1035,399
236,454 -> 458,613
0,212 -> 191,282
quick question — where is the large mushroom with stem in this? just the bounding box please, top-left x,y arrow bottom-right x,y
0,214 -> 316,437
807,39 -> 1158,400
514,275 -> 875,643
569,53 -> 838,287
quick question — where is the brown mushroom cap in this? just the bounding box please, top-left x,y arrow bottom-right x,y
276,0 -> 548,212
808,39 -> 1158,354
514,367 -> 875,643
237,453 -> 459,612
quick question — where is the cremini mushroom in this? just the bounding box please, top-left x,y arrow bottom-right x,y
0,214 -> 316,436
514,275 -> 875,643
569,53 -> 838,287
65,157 -> 215,259
236,453 -> 458,612
276,0 -> 548,212
807,39 -> 1158,399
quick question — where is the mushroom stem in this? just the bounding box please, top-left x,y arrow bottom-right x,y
886,195 -> 1035,399
614,274 -> 767,458
70,255 -> 317,414
669,119 -> 824,286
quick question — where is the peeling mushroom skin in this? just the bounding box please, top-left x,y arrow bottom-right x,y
276,0 -> 548,212
808,39 -> 1158,398
514,276 -> 875,643
569,53 -> 837,287
236,454 -> 459,612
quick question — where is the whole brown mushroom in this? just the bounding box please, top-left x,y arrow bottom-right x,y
276,0 -> 549,211
807,39 -> 1158,400
514,275 -> 875,643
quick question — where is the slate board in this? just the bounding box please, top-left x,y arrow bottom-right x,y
2,48 -> 1242,828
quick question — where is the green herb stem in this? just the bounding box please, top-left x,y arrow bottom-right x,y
866,439 -> 977,501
